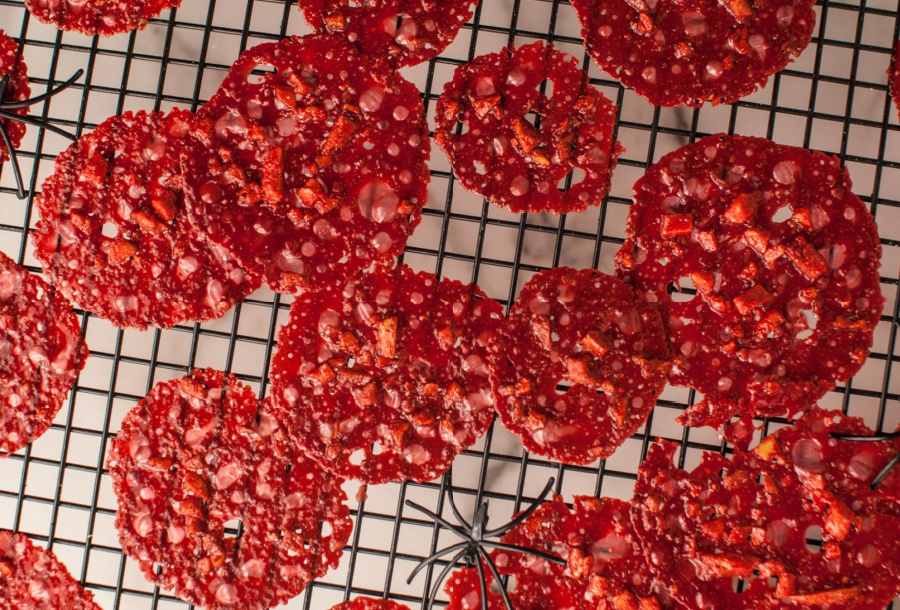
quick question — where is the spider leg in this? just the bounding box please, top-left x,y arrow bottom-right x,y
405,499 -> 474,542
479,547 -> 514,610
480,540 -> 566,565
422,547 -> 468,610
0,121 -> 25,199
832,431 -> 900,442
444,469 -> 472,531
1,69 -> 83,110
474,554 -> 494,610
485,477 -> 555,538
870,452 -> 899,490
406,540 -> 469,584
0,110 -> 77,140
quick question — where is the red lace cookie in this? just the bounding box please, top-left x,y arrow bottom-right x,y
443,496 -> 676,609
183,34 -> 429,294
495,267 -> 671,465
616,134 -> 884,430
0,31 -> 29,163
328,598 -> 411,610
33,109 -> 260,329
267,264 -> 503,484
0,531 -> 101,610
107,369 -> 352,610
297,0 -> 479,69
890,41 -> 899,120
0,250 -> 87,458
435,41 -> 621,214
24,0 -> 181,36
631,436 -> 900,609
571,0 -> 817,107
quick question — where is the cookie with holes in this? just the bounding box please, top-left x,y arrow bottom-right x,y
494,267 -> 671,465
434,40 -> 621,214
33,109 -> 261,329
24,0 -> 181,36
328,598 -> 412,610
0,531 -> 101,609
266,264 -> 503,484
108,369 -> 352,610
571,0 -> 816,107
0,30 -> 30,164
297,0 -> 479,69
631,434 -> 900,609
616,134 -> 884,432
183,34 -> 429,294
0,249 -> 87,458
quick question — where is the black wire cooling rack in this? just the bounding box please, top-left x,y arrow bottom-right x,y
0,0 -> 898,608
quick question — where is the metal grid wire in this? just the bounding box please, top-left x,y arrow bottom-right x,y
0,0 -> 898,608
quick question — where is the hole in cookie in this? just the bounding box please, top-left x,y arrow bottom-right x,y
771,204 -> 792,223
349,449 -> 366,466
537,78 -> 554,98
796,309 -> 818,341
557,167 -> 586,192
101,223 -> 118,238
555,379 -> 573,395
247,64 -> 277,84
371,441 -> 383,455
667,276 -> 696,303
490,574 -> 517,594
321,521 -> 333,537
805,525 -> 823,552
224,519 -> 242,539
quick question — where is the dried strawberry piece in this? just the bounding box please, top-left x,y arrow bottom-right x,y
328,598 -> 412,610
297,0 -> 479,69
0,531 -> 101,609
0,250 -> 87,458
494,267 -> 671,465
0,31 -> 30,163
107,369 -> 352,610
890,41 -> 900,120
24,0 -> 181,36
445,496 -> 676,609
183,35 -> 429,294
631,428 -> 900,610
571,0 -> 817,106
616,134 -> 884,429
266,264 -> 503,484
435,41 -> 621,214
33,109 -> 260,329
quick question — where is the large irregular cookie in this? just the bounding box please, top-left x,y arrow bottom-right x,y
328,598 -> 412,610
631,425 -> 900,609
267,264 -> 503,484
435,41 -> 621,214
107,369 -> 352,610
0,31 -> 30,163
443,496 -> 678,609
616,134 -> 884,430
571,0 -> 817,106
33,109 -> 260,329
297,0 -> 479,69
0,531 -> 101,609
0,250 -> 87,458
183,34 -> 429,294
24,0 -> 181,36
495,267 -> 671,465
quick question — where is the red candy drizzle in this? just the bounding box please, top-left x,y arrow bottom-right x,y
435,41 -> 621,214
616,134 -> 884,430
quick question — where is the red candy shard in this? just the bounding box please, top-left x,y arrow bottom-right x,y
495,267 -> 671,465
107,369 -> 352,610
328,598 -> 412,610
0,31 -> 30,163
183,34 -> 429,294
24,0 -> 181,36
890,41 -> 900,120
0,250 -> 87,458
435,41 -> 621,214
571,0 -> 817,107
631,423 -> 900,610
615,134 -> 884,430
297,0 -> 478,70
0,531 -> 101,609
266,264 -> 503,484
33,109 -> 260,329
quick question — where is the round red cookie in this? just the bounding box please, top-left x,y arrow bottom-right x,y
0,531 -> 101,609
297,0 -> 478,69
266,264 -> 503,484
0,250 -> 87,458
443,496 -> 677,609
890,41 -> 900,120
435,41 -> 621,214
328,598 -> 411,610
631,438 -> 900,609
616,134 -> 884,430
33,109 -> 260,329
571,0 -> 816,107
0,31 -> 30,164
23,0 -> 181,37
495,267 -> 671,465
183,34 -> 429,294
107,369 -> 352,610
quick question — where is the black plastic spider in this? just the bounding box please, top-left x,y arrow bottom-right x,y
405,474 -> 566,610
831,429 -> 899,489
0,68 -> 83,199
